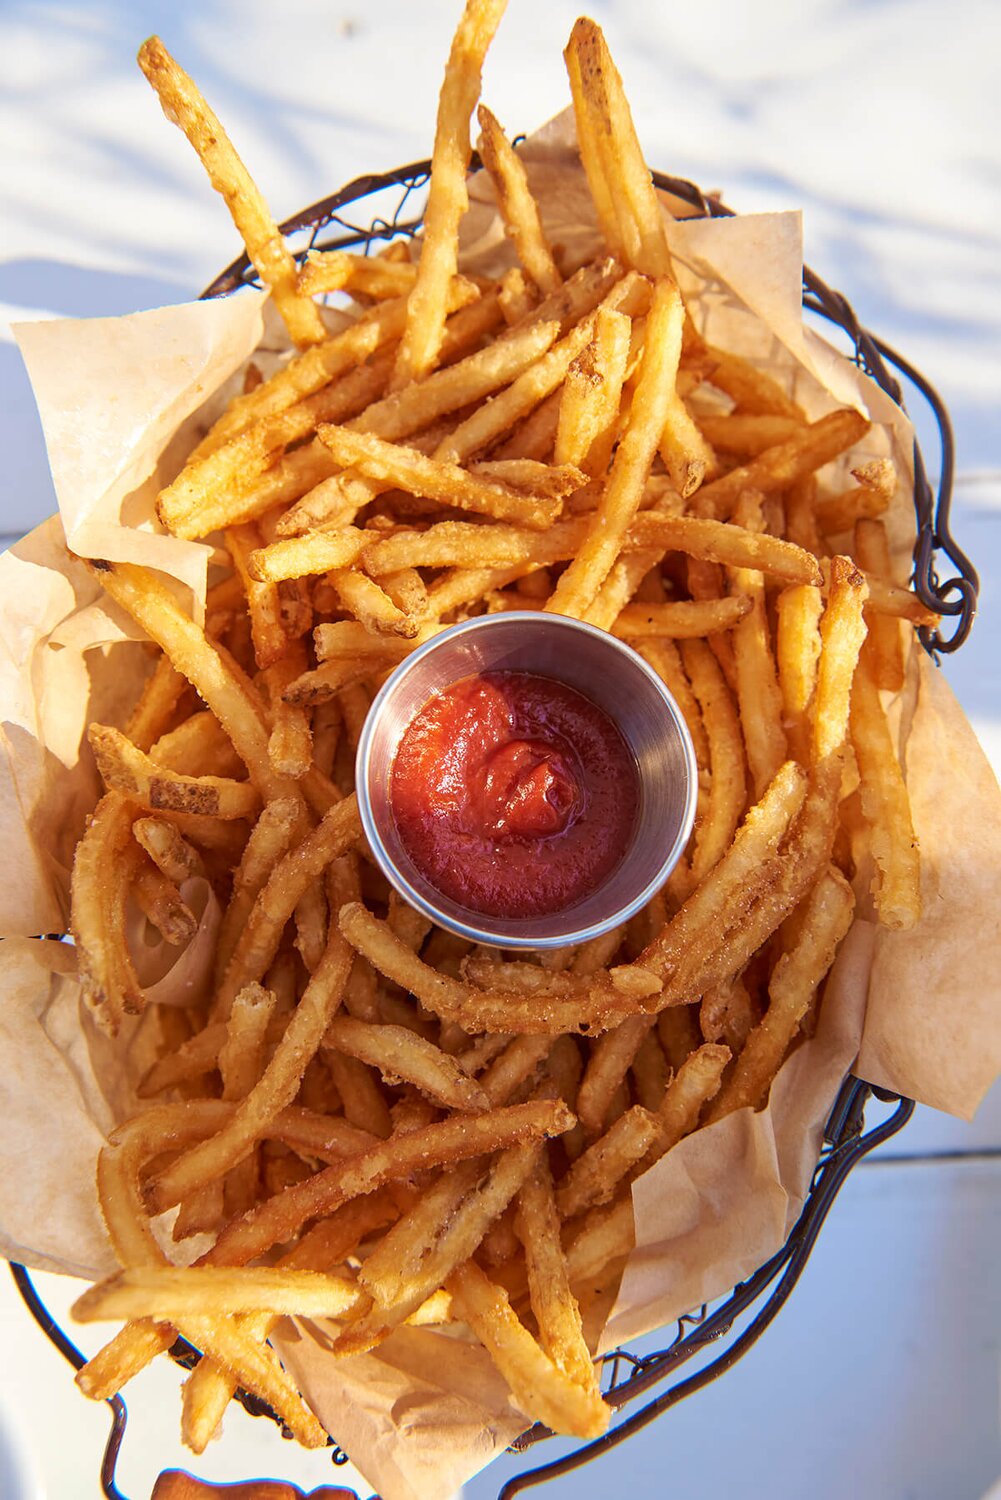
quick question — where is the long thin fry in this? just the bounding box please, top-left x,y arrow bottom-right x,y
477,105 -> 561,293
392,0 -> 508,386
137,38 -> 324,348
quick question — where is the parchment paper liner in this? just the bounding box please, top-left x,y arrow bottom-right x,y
3,111 -> 1000,1500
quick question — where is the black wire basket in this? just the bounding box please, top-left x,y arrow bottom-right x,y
10,155 -> 980,1500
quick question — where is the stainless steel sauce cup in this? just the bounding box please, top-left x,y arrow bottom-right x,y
356,611 -> 697,949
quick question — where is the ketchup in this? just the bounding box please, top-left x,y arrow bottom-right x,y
390,671 -> 638,919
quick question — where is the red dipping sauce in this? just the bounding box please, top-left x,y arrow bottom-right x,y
390,671 -> 638,919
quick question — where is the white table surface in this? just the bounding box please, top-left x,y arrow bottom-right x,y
2,3 -> 999,1498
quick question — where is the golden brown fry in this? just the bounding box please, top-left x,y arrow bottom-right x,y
577,1016 -> 653,1136
219,982 -> 277,1101
727,494 -> 787,798
248,527 -> 368,584
854,517 -> 905,691
813,556 -> 869,768
627,511 -> 823,587
137,38 -> 324,348
213,794 -> 360,1021
214,797 -> 300,983
90,561 -> 296,804
566,19 -> 672,279
644,1042 -> 731,1163
696,412 -> 804,455
205,1098 -> 573,1267
339,903 -> 633,1035
705,868 -> 854,1121
775,584 -> 824,764
693,410 -> 870,521
555,306 -> 632,475
125,654 -> 188,751
89,724 -> 260,820
225,521 -> 289,670
324,1015 -> 489,1111
132,815 -> 204,884
332,568 -> 419,639
133,861 -> 196,946
317,426 -> 560,528
850,648 -> 921,928
297,248 -> 418,300
477,105 -> 561,293
556,1105 -> 663,1217
546,280 -> 697,616
74,1265 -> 364,1324
392,0 -> 508,386
449,1260 -> 609,1437
611,596 -> 752,640
703,345 -> 803,419
679,640 -> 747,888
815,458 -> 895,535
515,1158 -> 598,1393
637,639 -> 709,770
70,793 -> 144,1034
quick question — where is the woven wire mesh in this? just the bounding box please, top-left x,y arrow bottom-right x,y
11,154 -> 977,1499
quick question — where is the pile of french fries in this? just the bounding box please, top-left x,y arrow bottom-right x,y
65,0 -> 933,1455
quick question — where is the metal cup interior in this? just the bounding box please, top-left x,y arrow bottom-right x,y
356,612 -> 697,949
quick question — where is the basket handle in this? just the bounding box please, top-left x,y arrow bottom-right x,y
151,1472 -> 359,1500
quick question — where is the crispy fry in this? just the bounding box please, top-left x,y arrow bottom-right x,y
556,1105 -> 663,1217
611,596 -> 752,639
392,0 -> 508,386
317,426 -> 561,528
515,1158 -> 598,1393
89,724 -> 260,820
205,1099 -> 574,1267
546,279 -> 686,617
126,654 -> 188,751
214,797 -> 300,983
74,1265 -> 364,1323
628,511 -> 823,587
447,1260 -> 609,1438
137,38 -> 324,348
70,793 -> 144,1034
854,517 -> 905,691
693,410 -> 870,521
850,647 -> 921,928
477,105 -> 561,293
705,868 -> 854,1121
133,861 -> 196,946
776,584 -> 824,764
555,306 -> 632,475
679,639 -> 747,888
577,1016 -> 653,1136
324,1015 -> 489,1111
727,494 -> 787,798
132,816 -> 204,884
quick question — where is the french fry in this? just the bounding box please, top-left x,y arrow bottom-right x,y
205,1099 -> 574,1267
693,410 -> 870,521
854,517 -> 906,691
546,279 -> 687,618
816,458 -> 895,535
339,902 -> 633,1035
297,248 -> 419,300
248,527 -> 368,584
727,493 -> 787,798
89,724 -> 261,820
696,412 -> 804,454
70,793 -> 144,1034
225,521 -> 290,670
323,1050 -> 393,1139
477,105 -> 561,293
850,647 -> 921,928
611,596 -> 752,640
577,1016 -> 654,1136
137,38 -> 324,349
703,345 -> 803,419
89,561 -> 297,804
74,1265 -> 364,1323
132,815 -> 205,885
332,568 -> 419,638
317,426 -> 561,528
637,639 -> 709,770
627,511 -> 823,587
324,1015 -> 490,1111
126,653 -> 188,751
392,0 -> 508,386
214,797 -> 300,983
515,1158 -> 598,1393
555,306 -> 632,474
448,1260 -> 609,1438
565,19 -> 672,279
705,868 -> 854,1121
133,861 -> 196,946
645,1042 -> 731,1163
556,1105 -> 663,1217
776,584 -> 824,764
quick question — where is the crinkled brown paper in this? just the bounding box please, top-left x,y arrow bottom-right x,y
3,111 -> 1000,1500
